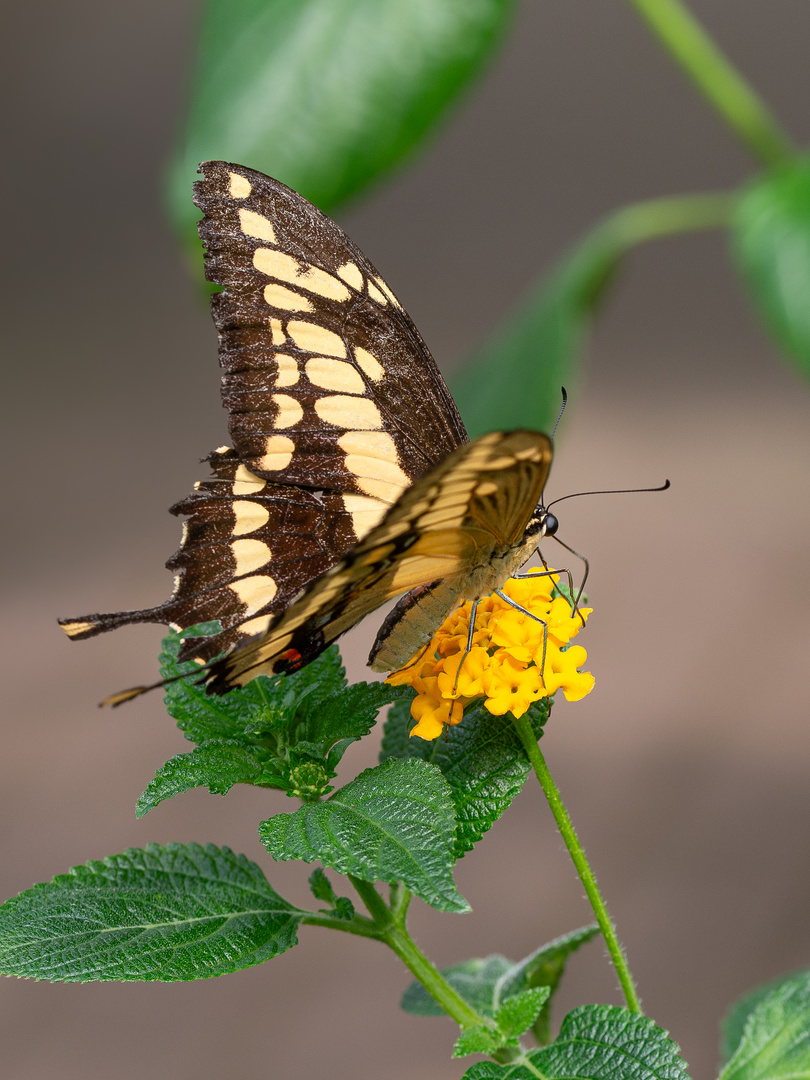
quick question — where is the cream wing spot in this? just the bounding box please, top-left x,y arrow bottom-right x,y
239,614 -> 272,636
375,276 -> 402,309
306,357 -> 365,394
342,494 -> 389,538
253,248 -> 351,302
269,319 -> 287,346
315,396 -> 382,430
274,354 -> 299,387
233,464 -> 267,495
233,500 -> 271,536
338,431 -> 410,495
287,321 -> 347,358
354,346 -> 384,381
59,620 -> 96,638
366,279 -> 387,305
271,394 -> 304,428
229,172 -> 252,199
475,480 -> 499,496
336,261 -> 364,291
258,434 -> 295,470
232,538 -> 272,575
263,283 -> 314,312
229,574 -> 277,614
239,208 -> 276,243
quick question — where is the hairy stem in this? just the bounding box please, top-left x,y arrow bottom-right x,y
624,0 -> 794,167
349,875 -> 487,1029
512,714 -> 641,1013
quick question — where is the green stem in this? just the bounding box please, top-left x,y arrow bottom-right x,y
300,911 -> 381,940
349,876 -> 488,1030
512,714 -> 641,1013
593,189 -> 733,251
624,0 -> 795,167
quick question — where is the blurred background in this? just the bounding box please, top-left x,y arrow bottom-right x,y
2,1 -> 810,1077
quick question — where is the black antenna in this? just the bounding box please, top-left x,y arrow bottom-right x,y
547,479 -> 670,512
550,386 -> 568,444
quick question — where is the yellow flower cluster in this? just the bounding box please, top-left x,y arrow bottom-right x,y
386,570 -> 594,741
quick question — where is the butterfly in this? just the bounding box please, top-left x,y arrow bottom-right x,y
59,162 -> 557,699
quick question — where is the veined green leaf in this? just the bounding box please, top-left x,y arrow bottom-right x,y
462,1005 -> 690,1080
381,695 -> 549,857
167,0 -> 517,243
494,987 -> 551,1039
260,758 -> 469,912
719,969 -> 810,1080
0,844 -> 304,982
733,158 -> 810,378
136,740 -> 276,817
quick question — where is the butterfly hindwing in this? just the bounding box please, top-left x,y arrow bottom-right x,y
204,431 -> 553,692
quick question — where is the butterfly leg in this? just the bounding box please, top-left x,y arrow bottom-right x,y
451,599 -> 480,697
494,589 -> 549,689
528,552 -> 586,627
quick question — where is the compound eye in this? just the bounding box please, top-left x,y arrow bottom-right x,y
544,512 -> 559,536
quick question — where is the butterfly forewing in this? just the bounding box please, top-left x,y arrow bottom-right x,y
194,162 -> 466,512
204,431 -> 553,692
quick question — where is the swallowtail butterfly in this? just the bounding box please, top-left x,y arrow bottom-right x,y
59,162 -> 556,698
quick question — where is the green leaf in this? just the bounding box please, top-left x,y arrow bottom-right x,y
158,632 -> 401,801
136,740 -> 276,817
400,926 -> 598,1022
454,1025 -> 505,1058
259,758 -> 469,912
451,228 -> 620,437
0,843 -> 304,982
463,1005 -> 690,1080
167,0 -> 517,242
733,158 -> 810,378
308,867 -> 336,904
381,695 -> 549,857
718,969 -> 810,1080
495,987 -> 551,1039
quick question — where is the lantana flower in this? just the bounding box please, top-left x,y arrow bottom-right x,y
386,570 -> 594,741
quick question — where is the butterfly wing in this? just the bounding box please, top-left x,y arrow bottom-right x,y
205,430 -> 553,692
59,162 -> 467,663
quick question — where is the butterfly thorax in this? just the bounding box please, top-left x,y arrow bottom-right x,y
368,512 -> 550,673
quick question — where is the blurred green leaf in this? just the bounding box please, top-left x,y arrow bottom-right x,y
719,968 -> 810,1080
260,758 -> 469,912
400,926 -> 598,1030
733,158 -> 810,378
451,228 -> 620,437
0,844 -> 303,982
463,1005 -> 690,1080
167,0 -> 517,243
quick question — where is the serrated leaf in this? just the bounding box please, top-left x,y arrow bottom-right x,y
136,740 -> 276,817
452,224 -> 620,437
454,1025 -> 505,1058
463,1005 -> 690,1080
308,867 -> 336,904
0,843 -> 304,982
733,158 -> 810,378
159,625 -> 281,742
402,955 -> 513,1016
260,758 -> 469,912
381,695 -> 549,857
495,987 -> 550,1038
718,969 -> 810,1080
167,0 -> 517,243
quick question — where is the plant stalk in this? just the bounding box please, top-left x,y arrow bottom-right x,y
349,876 -> 487,1030
512,714 -> 641,1013
624,0 -> 794,167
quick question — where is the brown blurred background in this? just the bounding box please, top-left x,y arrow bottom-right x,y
2,2 -> 810,1078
